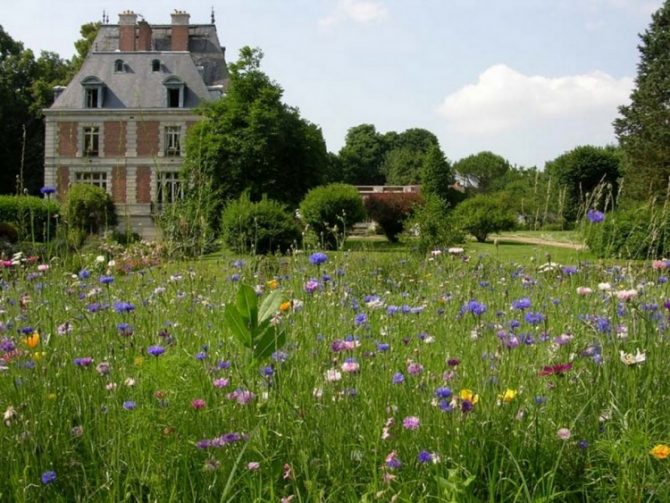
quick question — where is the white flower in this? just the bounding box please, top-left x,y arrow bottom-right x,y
325,369 -> 342,382
615,289 -> 638,301
95,255 -> 106,263
598,282 -> 612,291
447,247 -> 464,255
431,249 -> 442,256
620,349 -> 646,365
3,405 -> 17,426
576,287 -> 592,295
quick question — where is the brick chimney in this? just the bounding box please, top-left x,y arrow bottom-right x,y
137,20 -> 152,51
118,11 -> 137,51
171,11 -> 190,51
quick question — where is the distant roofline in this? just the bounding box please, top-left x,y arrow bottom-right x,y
100,24 -> 216,28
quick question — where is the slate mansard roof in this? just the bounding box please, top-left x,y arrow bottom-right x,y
50,19 -> 228,111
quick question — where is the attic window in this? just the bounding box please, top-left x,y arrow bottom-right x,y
163,76 -> 185,108
81,76 -> 105,108
114,59 -> 124,72
152,59 -> 160,72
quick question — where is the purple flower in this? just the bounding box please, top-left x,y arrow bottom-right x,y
402,416 -> 420,430
195,352 -> 207,361
123,400 -> 136,410
561,266 -> 578,276
586,209 -> 605,223
117,323 -> 133,336
385,451 -> 401,469
524,311 -> 545,325
74,357 -> 93,367
462,300 -> 487,316
41,470 -> 57,485
377,342 -> 390,352
272,351 -> 289,363
309,252 -> 328,265
392,372 -> 405,384
78,269 -> 90,280
147,345 -> 166,357
304,279 -> 319,294
40,186 -> 56,195
99,275 -> 114,285
354,313 -> 368,326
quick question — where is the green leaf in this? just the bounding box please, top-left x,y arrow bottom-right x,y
224,304 -> 252,348
258,289 -> 282,324
253,322 -> 286,360
236,284 -> 258,330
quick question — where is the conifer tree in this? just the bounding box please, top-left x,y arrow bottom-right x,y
614,1 -> 670,201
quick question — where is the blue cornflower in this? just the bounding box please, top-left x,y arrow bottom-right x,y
354,313 -> 368,326
99,275 -> 114,285
20,326 -> 34,335
586,209 -> 605,223
512,297 -> 531,310
272,351 -> 289,363
78,269 -> 90,280
462,300 -> 487,316
232,259 -> 245,269
309,252 -> 328,265
113,301 -> 135,313
392,372 -> 405,384
195,352 -> 207,361
435,387 -> 452,399
524,311 -> 545,325
147,345 -> 166,357
377,342 -> 390,352
562,266 -> 578,275
417,451 -> 433,464
40,186 -> 56,195
41,470 -> 57,485
123,401 -> 136,410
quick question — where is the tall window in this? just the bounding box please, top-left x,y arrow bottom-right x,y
165,126 -> 181,156
163,76 -> 185,108
157,172 -> 183,204
114,59 -> 124,72
83,127 -> 100,157
75,172 -> 107,190
85,88 -> 99,108
81,76 -> 104,108
152,59 -> 161,72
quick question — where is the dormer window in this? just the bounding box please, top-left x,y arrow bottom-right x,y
114,59 -> 124,72
152,59 -> 161,72
81,76 -> 105,108
163,76 -> 185,108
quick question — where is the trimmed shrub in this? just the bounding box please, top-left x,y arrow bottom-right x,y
401,194 -> 464,254
63,184 -> 116,234
299,184 -> 366,249
585,204 -> 670,259
0,195 -> 59,241
364,192 -> 423,242
221,194 -> 301,254
452,194 -> 516,242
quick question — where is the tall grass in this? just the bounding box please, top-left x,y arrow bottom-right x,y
1,249 -> 669,501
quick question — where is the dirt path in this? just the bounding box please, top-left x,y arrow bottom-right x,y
490,235 -> 586,250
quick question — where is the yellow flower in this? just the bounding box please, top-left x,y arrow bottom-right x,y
650,444 -> 670,460
280,301 -> 291,312
47,393 -> 57,401
459,389 -> 479,404
498,388 -> 518,403
134,356 -> 144,367
32,351 -> 46,361
25,332 -> 40,349
267,279 -> 279,290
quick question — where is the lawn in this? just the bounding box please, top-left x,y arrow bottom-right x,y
1,246 -> 669,501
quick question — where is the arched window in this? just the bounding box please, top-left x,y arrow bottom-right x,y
114,59 -> 124,72
152,59 -> 161,72
163,76 -> 185,108
81,76 -> 105,108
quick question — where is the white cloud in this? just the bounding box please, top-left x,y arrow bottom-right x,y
319,0 -> 388,27
437,64 -> 633,135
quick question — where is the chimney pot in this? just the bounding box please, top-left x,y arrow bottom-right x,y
118,11 -> 137,51
170,11 -> 190,51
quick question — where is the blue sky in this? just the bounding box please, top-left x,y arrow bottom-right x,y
2,0 -> 663,168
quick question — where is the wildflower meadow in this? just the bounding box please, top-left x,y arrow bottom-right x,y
1,248 -> 670,501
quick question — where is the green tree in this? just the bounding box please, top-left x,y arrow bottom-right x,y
545,145 -> 621,222
420,144 -> 461,206
338,124 -> 388,185
184,47 -> 328,207
68,22 -> 100,78
614,1 -> 670,202
452,194 -> 516,242
382,128 -> 440,185
453,151 -> 510,193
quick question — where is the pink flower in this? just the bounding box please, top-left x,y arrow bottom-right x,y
615,289 -> 638,301
557,427 -> 571,440
247,461 -> 260,471
407,361 -> 423,375
402,416 -> 420,430
191,399 -> 207,410
37,264 -> 49,272
213,377 -> 230,388
325,369 -> 342,382
304,280 -> 319,294
226,389 -> 255,405
341,358 -> 360,373
576,287 -> 592,296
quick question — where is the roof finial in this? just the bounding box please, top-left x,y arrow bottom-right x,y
102,9 -> 106,23
211,6 -> 215,24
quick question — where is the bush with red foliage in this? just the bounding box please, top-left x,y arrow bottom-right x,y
364,192 -> 423,242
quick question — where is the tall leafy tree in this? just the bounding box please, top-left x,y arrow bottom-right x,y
184,47 -> 328,207
453,151 -> 510,193
614,1 -> 670,202
544,145 -> 621,222
420,144 -> 461,206
382,128 -> 439,185
338,124 -> 388,185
